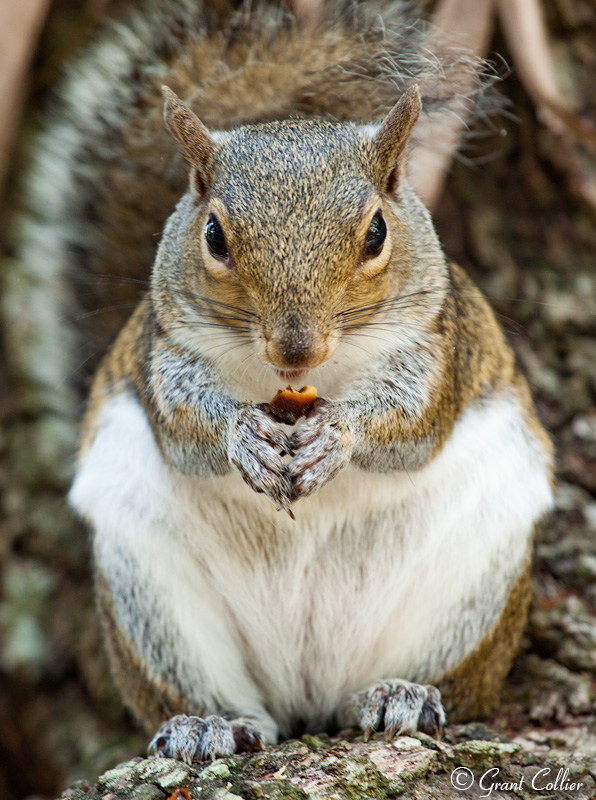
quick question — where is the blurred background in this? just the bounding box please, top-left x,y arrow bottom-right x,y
0,1 -> 595,798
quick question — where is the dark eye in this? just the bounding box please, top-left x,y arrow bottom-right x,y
205,214 -> 229,260
363,212 -> 386,257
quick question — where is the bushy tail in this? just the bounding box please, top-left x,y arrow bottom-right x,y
13,0 -> 494,419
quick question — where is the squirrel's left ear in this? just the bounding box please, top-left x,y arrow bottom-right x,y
372,85 -> 421,196
162,86 -> 215,197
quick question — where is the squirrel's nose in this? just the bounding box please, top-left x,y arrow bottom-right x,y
279,331 -> 312,366
268,315 -> 320,369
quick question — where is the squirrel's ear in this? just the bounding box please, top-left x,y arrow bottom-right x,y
372,85 -> 421,196
162,86 -> 215,197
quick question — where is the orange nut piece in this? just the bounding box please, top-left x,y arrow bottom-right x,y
269,385 -> 318,424
166,790 -> 191,800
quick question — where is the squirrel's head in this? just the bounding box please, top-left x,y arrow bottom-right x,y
157,85 -> 437,384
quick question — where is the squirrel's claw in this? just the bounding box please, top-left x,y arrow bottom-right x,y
417,685 -> 446,738
149,713 -> 264,763
337,680 -> 446,742
288,405 -> 353,499
230,406 -> 293,511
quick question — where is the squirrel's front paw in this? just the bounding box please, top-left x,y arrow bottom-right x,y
149,714 -> 264,763
337,679 -> 446,741
230,405 -> 293,513
288,400 -> 353,499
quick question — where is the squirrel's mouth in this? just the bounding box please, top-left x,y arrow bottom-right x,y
275,369 -> 307,382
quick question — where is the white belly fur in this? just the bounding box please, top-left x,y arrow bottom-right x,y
70,391 -> 552,739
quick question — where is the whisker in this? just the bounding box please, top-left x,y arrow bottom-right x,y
196,294 -> 257,318
339,294 -> 446,324
238,351 -> 258,385
338,286 -> 595,330
457,292 -> 596,316
342,330 -> 395,344
73,303 -> 137,321
203,342 -> 253,362
179,300 -> 256,326
339,338 -> 376,355
78,273 -> 151,288
63,353 -> 96,382
168,321 -> 252,333
341,292 -> 531,338
257,360 -> 270,390
180,290 -> 257,323
343,317 -> 512,337
339,289 -> 442,320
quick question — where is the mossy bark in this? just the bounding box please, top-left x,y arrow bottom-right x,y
59,728 -> 596,800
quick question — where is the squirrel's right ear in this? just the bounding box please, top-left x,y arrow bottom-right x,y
162,86 -> 215,197
371,85 -> 421,196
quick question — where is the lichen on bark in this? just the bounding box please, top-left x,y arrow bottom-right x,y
58,726 -> 596,800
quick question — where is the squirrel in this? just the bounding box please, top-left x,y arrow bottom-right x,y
23,0 -> 554,762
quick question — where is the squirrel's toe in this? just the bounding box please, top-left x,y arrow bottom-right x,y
338,679 -> 446,742
418,685 -> 446,738
149,713 -> 262,762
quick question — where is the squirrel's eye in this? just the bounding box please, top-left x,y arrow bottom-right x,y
363,212 -> 387,258
205,215 -> 229,260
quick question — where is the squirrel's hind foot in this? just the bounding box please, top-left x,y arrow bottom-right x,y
337,679 -> 446,742
149,713 -> 264,763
